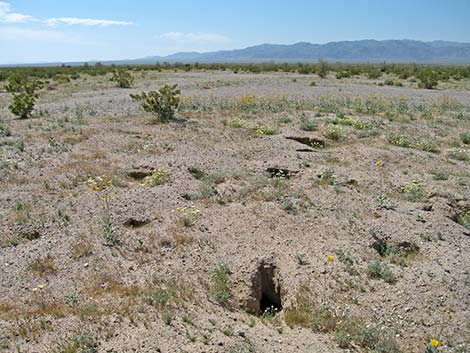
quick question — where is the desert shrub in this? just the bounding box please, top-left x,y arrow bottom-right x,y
9,91 -> 37,119
401,180 -> 426,202
417,69 -> 438,89
367,261 -> 397,284
211,264 -> 231,307
5,75 -> 43,94
323,126 -> 342,141
336,71 -> 351,79
431,171 -> 449,181
460,132 -> 470,144
0,120 -> 11,137
255,125 -> 277,135
300,118 -> 317,131
111,70 -> 133,88
455,210 -> 470,229
56,330 -> 97,353
130,84 -> 180,121
388,134 -> 439,153
143,169 -> 171,186
367,69 -> 382,79
317,60 -> 329,78
55,74 -> 70,84
447,148 -> 469,161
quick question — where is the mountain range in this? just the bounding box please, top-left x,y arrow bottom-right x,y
136,39 -> 470,64
5,39 -> 470,66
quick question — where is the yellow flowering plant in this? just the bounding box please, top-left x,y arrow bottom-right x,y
171,206 -> 201,227
85,175 -> 119,246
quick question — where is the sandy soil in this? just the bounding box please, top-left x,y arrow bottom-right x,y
0,71 -> 469,353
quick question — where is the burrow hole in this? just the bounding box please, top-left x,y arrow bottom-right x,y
252,262 -> 282,316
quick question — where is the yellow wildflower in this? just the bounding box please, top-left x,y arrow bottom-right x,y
326,255 -> 334,261
38,284 -> 45,289
430,339 -> 440,347
32,287 -> 38,292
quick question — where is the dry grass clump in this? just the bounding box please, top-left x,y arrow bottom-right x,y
29,255 -> 57,276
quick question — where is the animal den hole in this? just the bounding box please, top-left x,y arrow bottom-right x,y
266,168 -> 297,179
123,218 -> 150,228
285,136 -> 325,149
251,263 -> 282,316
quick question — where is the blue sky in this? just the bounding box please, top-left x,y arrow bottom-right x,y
0,0 -> 469,63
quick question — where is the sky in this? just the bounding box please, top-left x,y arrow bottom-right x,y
0,0 -> 469,64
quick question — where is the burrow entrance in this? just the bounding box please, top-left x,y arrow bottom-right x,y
266,167 -> 298,179
285,136 -> 326,149
246,262 -> 282,316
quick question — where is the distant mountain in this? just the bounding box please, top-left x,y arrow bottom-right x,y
3,39 -> 470,67
138,40 -> 470,64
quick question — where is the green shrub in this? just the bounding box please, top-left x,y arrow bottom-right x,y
323,126 -> 342,141
455,210 -> 470,229
130,84 -> 180,122
431,172 -> 449,181
4,76 -> 42,94
367,69 -> 382,79
9,91 -> 37,119
0,120 -> 11,137
401,180 -> 426,202
417,69 -> 438,89
367,261 -> 397,284
448,148 -> 469,161
317,60 -> 329,79
211,264 -> 231,307
111,70 -> 133,88
254,125 -> 277,135
460,132 -> 470,145
300,118 -> 317,131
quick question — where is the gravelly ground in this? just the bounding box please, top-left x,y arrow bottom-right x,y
0,71 -> 469,353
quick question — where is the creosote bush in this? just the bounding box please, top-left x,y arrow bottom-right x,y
9,91 -> 37,119
111,69 -> 133,88
130,84 -> 180,122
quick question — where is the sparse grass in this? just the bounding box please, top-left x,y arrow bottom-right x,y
29,255 -> 56,276
71,236 -> 94,259
285,285 -> 401,351
431,171 -> 449,181
55,331 -> 97,353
